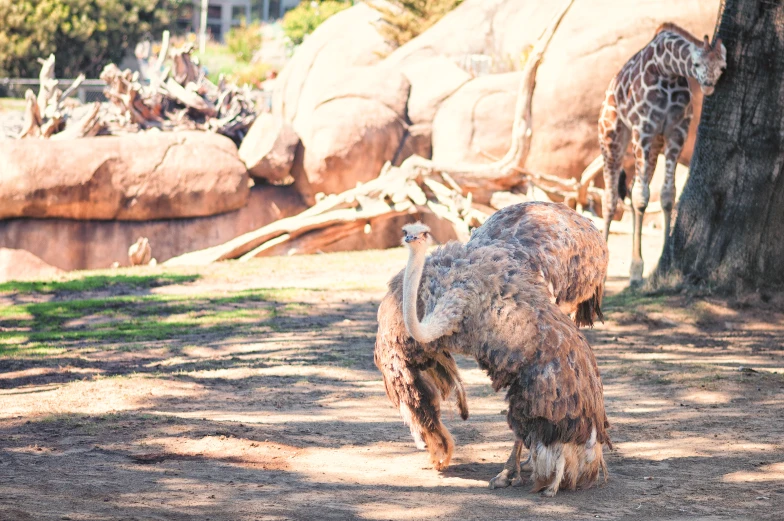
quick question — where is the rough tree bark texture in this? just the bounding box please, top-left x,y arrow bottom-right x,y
656,0 -> 784,290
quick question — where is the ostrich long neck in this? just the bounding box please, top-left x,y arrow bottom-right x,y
402,244 -> 441,344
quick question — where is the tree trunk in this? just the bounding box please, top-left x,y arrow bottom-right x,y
655,0 -> 784,291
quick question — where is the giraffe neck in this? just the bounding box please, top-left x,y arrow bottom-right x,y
650,31 -> 699,80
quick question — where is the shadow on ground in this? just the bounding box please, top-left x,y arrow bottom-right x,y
0,263 -> 782,520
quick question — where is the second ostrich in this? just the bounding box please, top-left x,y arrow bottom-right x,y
376,214 -> 611,496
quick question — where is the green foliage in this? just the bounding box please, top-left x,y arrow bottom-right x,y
197,41 -> 272,88
370,0 -> 464,48
0,0 -> 185,78
225,19 -> 263,63
228,61 -> 271,87
281,0 -> 351,46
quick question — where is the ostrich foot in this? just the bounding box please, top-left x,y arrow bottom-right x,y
630,258 -> 644,285
489,453 -> 530,489
489,468 -> 515,489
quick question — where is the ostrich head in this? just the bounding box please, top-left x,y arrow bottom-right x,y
692,36 -> 726,96
402,222 -> 432,249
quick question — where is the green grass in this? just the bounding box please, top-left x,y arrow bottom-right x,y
0,280 -> 314,357
0,273 -> 200,295
603,288 -> 667,312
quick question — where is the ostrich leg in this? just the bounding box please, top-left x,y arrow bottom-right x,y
489,440 -> 531,489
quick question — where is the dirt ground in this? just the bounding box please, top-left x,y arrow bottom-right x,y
0,226 -> 782,521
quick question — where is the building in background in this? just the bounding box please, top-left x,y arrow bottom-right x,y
187,0 -> 301,42
252,0 -> 302,21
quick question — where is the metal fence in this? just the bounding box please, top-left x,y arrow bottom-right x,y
0,78 -> 107,103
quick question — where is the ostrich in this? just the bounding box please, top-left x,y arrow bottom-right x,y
374,202 -> 609,487
376,229 -> 611,496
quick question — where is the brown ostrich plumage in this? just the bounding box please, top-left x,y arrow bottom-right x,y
374,202 -> 611,496
468,202 -> 608,326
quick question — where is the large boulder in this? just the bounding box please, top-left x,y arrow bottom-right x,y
400,56 -> 472,125
0,248 -> 64,282
295,65 -> 411,200
383,0 -> 510,66
239,112 -> 300,184
0,184 -> 307,271
428,0 -> 720,178
274,2 -> 393,130
0,131 -> 249,220
269,2 -> 407,201
431,72 -> 519,165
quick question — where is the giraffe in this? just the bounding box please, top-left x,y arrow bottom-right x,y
598,23 -> 726,283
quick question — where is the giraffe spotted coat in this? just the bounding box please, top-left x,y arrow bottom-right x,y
598,23 -> 726,282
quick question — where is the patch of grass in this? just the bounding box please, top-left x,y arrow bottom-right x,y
0,288 -> 292,355
604,288 -> 667,313
0,284 -> 334,357
0,273 -> 200,295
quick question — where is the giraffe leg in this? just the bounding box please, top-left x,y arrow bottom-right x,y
661,147 -> 680,240
598,105 -> 630,242
661,126 -> 687,254
629,133 -> 662,284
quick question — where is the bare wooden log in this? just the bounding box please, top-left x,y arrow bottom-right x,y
246,220 -> 375,258
18,90 -> 42,139
170,43 -> 199,86
36,54 -> 57,116
51,103 -> 104,140
60,74 -> 86,101
164,77 -> 216,117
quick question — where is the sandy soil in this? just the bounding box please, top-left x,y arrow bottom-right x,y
0,227 -> 782,521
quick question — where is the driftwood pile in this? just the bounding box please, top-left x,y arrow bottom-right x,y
18,33 -> 257,143
18,54 -> 93,140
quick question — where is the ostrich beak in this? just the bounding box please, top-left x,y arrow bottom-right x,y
404,235 -> 415,243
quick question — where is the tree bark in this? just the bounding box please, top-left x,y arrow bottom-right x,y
655,0 -> 784,290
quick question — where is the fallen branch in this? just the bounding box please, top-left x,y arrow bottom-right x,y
165,164 -> 489,266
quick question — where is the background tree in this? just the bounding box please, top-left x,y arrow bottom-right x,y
655,0 -> 784,291
0,0 -> 184,78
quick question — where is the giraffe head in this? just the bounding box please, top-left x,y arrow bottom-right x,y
691,36 -> 727,96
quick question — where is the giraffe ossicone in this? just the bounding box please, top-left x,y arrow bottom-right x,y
598,23 -> 727,283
